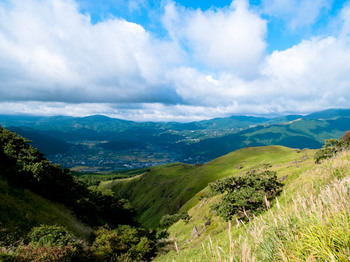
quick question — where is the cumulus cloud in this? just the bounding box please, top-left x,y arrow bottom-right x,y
162,0 -> 267,75
1,0 -> 350,121
0,0 -> 182,103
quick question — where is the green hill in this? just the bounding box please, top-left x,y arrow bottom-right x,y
100,146 -> 317,228
154,149 -> 350,261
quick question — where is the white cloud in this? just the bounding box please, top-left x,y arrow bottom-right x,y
162,0 -> 267,76
1,0 -> 350,121
259,35 -> 350,108
261,0 -> 332,29
0,0 -> 182,103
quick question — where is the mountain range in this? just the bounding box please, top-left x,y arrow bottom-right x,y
1,108 -> 349,170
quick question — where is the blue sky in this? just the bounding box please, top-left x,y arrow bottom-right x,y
76,0 -> 346,52
0,0 -> 350,121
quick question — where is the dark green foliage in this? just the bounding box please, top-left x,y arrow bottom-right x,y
155,228 -> 169,239
209,171 -> 283,221
159,211 -> 190,228
0,127 -> 162,260
0,127 -> 135,228
0,225 -> 82,262
314,138 -> 350,163
0,253 -> 16,262
8,126 -> 70,155
28,225 -> 78,248
91,225 -> 156,262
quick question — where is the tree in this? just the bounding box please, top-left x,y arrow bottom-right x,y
314,138 -> 347,163
210,171 -> 282,221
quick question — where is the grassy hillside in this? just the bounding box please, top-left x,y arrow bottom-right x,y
100,146 -> 316,228
154,150 -> 350,261
0,176 -> 92,245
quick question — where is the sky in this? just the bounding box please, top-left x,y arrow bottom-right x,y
0,0 -> 349,122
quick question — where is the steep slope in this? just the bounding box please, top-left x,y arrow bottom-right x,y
0,127 -> 135,242
0,127 -> 160,261
0,176 -> 92,244
100,146 -> 316,228
155,150 -> 350,261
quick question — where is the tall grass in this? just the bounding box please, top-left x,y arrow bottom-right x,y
199,152 -> 350,261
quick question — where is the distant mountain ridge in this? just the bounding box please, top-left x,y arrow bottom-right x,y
1,108 -> 349,169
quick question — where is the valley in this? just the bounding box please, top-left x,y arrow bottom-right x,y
1,109 -> 349,172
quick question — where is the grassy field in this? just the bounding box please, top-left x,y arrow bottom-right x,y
100,146 -> 316,228
154,151 -> 350,261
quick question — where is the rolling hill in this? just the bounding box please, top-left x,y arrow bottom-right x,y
153,148 -> 350,261
99,146 -> 317,228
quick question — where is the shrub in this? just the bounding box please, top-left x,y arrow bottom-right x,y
0,252 -> 16,262
314,138 -> 349,163
28,225 -> 78,248
159,211 -> 190,228
196,191 -> 207,200
209,171 -> 283,221
15,245 -> 77,262
91,225 -> 156,262
155,228 -> 169,239
9,225 -> 83,261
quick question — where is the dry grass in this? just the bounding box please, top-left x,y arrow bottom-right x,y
182,152 -> 350,261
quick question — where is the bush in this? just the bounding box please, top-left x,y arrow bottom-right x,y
155,228 -> 169,239
0,225 -> 83,262
159,211 -> 190,228
196,191 -> 207,200
209,171 -> 283,221
28,225 -> 78,248
15,245 -> 78,262
314,138 -> 349,163
0,252 -> 16,262
91,225 -> 156,262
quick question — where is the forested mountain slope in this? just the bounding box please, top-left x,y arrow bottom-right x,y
1,109 -> 349,169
